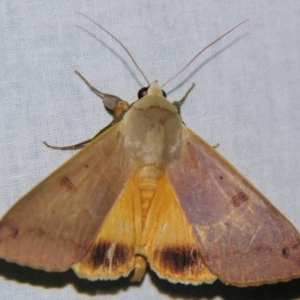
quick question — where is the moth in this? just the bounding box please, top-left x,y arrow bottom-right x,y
1,15 -> 300,288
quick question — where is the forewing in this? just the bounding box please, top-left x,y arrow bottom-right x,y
0,123 -> 135,271
167,127 -> 300,286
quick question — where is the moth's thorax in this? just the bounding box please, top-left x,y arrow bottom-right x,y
122,94 -> 182,166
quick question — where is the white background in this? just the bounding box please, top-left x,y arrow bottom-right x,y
1,1 -> 300,299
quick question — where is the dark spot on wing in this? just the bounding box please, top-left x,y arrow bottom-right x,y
219,175 -> 224,180
13,229 -> 19,238
90,242 -> 108,267
0,221 -> 19,241
254,245 -> 261,252
231,192 -> 249,207
155,246 -> 201,273
281,243 -> 300,259
89,242 -> 131,269
282,247 -> 289,258
38,228 -> 46,238
85,164 -> 89,168
60,176 -> 75,190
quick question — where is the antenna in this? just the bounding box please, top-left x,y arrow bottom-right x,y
77,11 -> 150,85
77,12 -> 248,90
161,19 -> 249,88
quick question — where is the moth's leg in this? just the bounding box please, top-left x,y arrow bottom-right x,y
43,71 -> 103,150
43,120 -> 117,151
75,70 -> 129,120
172,83 -> 195,115
43,139 -> 92,150
43,72 -> 129,151
75,70 -> 104,98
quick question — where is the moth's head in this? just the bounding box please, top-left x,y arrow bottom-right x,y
137,81 -> 166,99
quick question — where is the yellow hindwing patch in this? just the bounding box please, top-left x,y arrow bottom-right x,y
141,174 -> 216,284
72,178 -> 137,280
72,171 -> 216,284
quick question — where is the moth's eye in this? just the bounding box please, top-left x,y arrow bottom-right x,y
138,87 -> 148,99
162,90 -> 166,98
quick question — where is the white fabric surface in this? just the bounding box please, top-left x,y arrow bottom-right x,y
1,1 -> 300,299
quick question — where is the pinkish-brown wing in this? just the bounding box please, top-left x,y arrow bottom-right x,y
167,126 -> 300,286
0,123 -> 135,271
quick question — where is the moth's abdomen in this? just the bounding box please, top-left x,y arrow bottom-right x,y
135,165 -> 164,230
